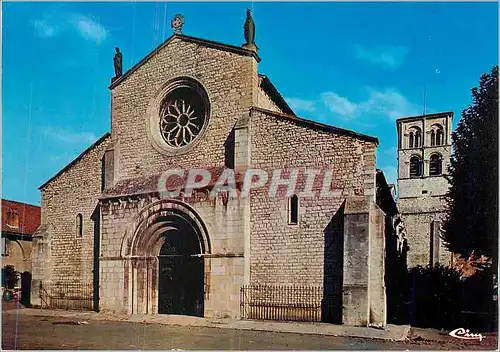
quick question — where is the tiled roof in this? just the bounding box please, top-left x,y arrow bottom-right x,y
101,167 -> 245,199
258,74 -> 295,116
395,111 -> 454,124
251,107 -> 379,144
2,199 -> 41,236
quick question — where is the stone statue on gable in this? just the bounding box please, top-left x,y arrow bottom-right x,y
243,9 -> 256,48
113,47 -> 123,79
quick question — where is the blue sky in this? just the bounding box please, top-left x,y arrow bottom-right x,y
3,2 -> 498,205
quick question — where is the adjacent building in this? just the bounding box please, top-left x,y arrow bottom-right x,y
1,199 -> 41,274
2,199 -> 41,305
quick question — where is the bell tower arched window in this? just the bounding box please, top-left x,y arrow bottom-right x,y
408,126 -> 422,148
430,124 -> 444,146
409,156 -> 422,178
414,130 -> 422,147
436,129 -> 444,145
429,154 -> 443,176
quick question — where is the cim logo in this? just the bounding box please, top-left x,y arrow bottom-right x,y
449,328 -> 485,342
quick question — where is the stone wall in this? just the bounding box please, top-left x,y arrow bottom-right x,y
100,35 -> 262,318
257,86 -> 282,113
396,210 -> 452,267
248,108 -> 377,287
110,35 -> 258,184
341,197 -> 387,326
99,194 -> 246,319
342,200 -> 370,326
368,201 -> 387,326
398,177 -> 450,198
32,134 -> 111,293
31,226 -> 51,307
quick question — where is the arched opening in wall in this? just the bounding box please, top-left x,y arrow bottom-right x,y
430,124 -> 444,146
224,127 -> 235,169
157,212 -> 204,317
429,154 -> 443,176
409,156 -> 423,178
124,200 -> 210,316
288,195 -> 299,225
414,130 -> 422,147
76,214 -> 83,237
408,127 -> 422,148
436,129 -> 444,145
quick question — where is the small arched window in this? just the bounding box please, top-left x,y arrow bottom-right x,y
409,156 -> 422,178
6,209 -> 19,229
436,129 -> 444,145
429,154 -> 443,176
408,127 -> 422,148
76,213 -> 83,237
430,124 -> 444,146
414,130 -> 422,147
288,195 -> 299,225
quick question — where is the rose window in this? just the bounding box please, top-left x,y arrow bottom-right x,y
159,85 -> 208,148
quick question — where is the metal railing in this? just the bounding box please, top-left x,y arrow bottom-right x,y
40,281 -> 93,311
240,285 -> 325,322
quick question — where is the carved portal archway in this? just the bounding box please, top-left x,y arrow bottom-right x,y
121,199 -> 211,315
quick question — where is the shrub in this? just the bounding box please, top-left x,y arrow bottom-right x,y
1,265 -> 19,290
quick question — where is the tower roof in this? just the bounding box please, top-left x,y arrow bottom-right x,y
396,111 -> 454,125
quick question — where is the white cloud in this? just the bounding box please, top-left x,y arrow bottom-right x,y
359,88 -> 420,120
321,92 -> 358,119
285,98 -> 317,113
41,126 -> 97,145
354,45 -> 408,69
69,14 -> 108,44
31,12 -> 108,44
321,88 -> 419,120
32,19 -> 59,38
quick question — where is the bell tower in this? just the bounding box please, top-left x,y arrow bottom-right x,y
396,111 -> 453,268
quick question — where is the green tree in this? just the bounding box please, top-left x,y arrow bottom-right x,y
2,265 -> 19,289
442,66 -> 498,270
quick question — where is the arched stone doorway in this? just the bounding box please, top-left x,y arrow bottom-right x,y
157,210 -> 204,316
121,199 -> 211,316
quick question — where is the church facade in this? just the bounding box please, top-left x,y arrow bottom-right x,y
31,17 -> 402,326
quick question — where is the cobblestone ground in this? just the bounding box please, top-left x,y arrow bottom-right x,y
1,309 -> 496,350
